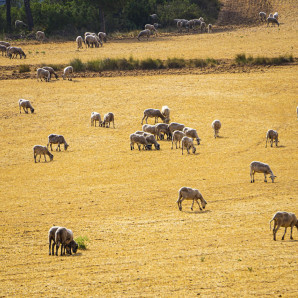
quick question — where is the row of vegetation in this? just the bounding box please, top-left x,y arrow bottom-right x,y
235,53 -> 294,66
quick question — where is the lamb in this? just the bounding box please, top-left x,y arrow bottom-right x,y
141,108 -> 167,125
250,161 -> 276,183
63,66 -> 73,81
171,130 -> 185,149
91,112 -> 102,127
183,127 -> 200,145
273,12 -> 278,20
33,145 -> 53,163
207,24 -> 212,33
55,227 -> 78,256
7,47 -> 26,59
142,124 -> 158,137
145,24 -> 157,35
265,129 -> 279,147
36,31 -> 45,41
259,12 -> 266,22
155,123 -> 170,140
15,20 -> 27,28
212,120 -> 221,138
76,36 -> 84,49
130,133 -> 152,150
137,29 -> 150,41
42,66 -> 58,79
19,99 -> 34,114
181,136 -> 196,155
37,68 -> 50,82
161,106 -> 170,123
98,32 -> 107,43
270,211 -> 298,241
267,17 -> 279,27
102,112 -> 115,128
168,122 -> 185,136
47,134 -> 69,151
0,41 -> 10,47
177,187 -> 207,211
0,45 -> 7,56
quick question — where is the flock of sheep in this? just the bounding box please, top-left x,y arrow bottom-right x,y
259,11 -> 280,27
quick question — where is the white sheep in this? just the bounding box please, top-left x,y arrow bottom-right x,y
265,129 -> 279,147
33,145 -> 53,163
36,31 -> 46,41
15,20 -> 27,28
102,112 -> 115,128
19,99 -> 34,114
155,123 -> 170,140
48,226 -> 60,255
85,35 -> 100,48
98,32 -> 107,43
168,122 -> 185,137
273,12 -> 278,20
42,66 -> 58,79
161,106 -> 170,123
250,161 -> 276,183
142,124 -> 158,137
47,134 -> 69,151
207,24 -> 212,33
181,136 -> 196,155
259,12 -> 266,22
130,133 -> 152,150
171,130 -> 185,149
37,68 -> 50,82
142,108 -> 167,125
137,29 -> 150,41
91,112 -> 102,127
135,131 -> 160,150
0,44 -> 7,56
0,41 -> 10,47
55,227 -> 78,256
212,120 -> 221,138
177,187 -> 207,211
145,24 -> 157,36
270,211 -> 298,241
63,66 -> 73,81
183,127 -> 200,145
76,36 -> 84,49
7,47 -> 26,59
267,17 -> 279,27
200,22 -> 206,33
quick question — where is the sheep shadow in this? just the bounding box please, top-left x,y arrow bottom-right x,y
183,209 -> 211,214
216,136 -> 227,139
277,145 -> 286,148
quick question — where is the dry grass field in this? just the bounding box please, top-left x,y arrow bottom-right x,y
0,0 -> 298,296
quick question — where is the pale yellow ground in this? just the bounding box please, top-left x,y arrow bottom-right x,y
0,65 -> 297,296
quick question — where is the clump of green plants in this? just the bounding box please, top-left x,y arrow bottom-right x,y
75,236 -> 89,250
19,64 -> 30,73
70,58 -> 86,72
235,53 -> 294,66
166,57 -> 186,68
247,267 -> 253,272
139,58 -> 163,70
201,256 -> 205,262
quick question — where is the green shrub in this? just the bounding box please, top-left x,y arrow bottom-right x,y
70,58 -> 85,72
139,58 -> 163,70
19,64 -> 30,73
166,58 -> 186,68
235,53 -> 247,65
75,236 -> 89,250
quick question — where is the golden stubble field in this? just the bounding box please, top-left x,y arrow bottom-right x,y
0,64 -> 297,296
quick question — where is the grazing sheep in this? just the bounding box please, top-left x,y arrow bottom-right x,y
250,161 -> 276,183
63,66 -> 73,81
273,12 -> 278,20
135,132 -> 160,150
265,129 -> 279,147
183,127 -> 200,145
130,133 -> 152,150
212,120 -> 221,138
145,24 -> 157,35
48,226 -> 60,255
0,41 -> 10,47
15,20 -> 27,28
181,136 -> 196,155
19,99 -> 34,114
0,45 -> 7,56
7,47 -> 26,59
137,29 -> 150,41
33,145 -> 53,163
142,124 -> 158,137
36,31 -> 45,41
85,35 -> 100,48
177,187 -> 207,211
259,12 -> 266,22
161,106 -> 170,123
91,112 -> 102,127
76,36 -> 84,49
142,108 -> 167,125
42,66 -> 58,79
98,32 -> 107,43
168,122 -> 185,136
207,24 -> 212,33
267,17 -> 279,27
55,227 -> 78,256
155,123 -> 170,140
102,112 -> 115,128
37,68 -> 50,82
47,134 -> 69,151
270,211 -> 298,241
171,130 -> 185,149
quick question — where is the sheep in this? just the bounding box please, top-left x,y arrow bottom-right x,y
199,17 -> 204,23
42,66 -> 58,80
155,123 -> 171,140
47,134 -> 69,151
36,68 -> 50,82
183,127 -> 201,145
259,12 -> 266,22
135,131 -> 160,150
142,124 -> 158,137
177,187 -> 207,211
55,227 -> 78,256
250,161 -> 276,183
145,24 -> 157,35
192,19 -> 202,27
85,35 -> 101,48
98,32 -> 107,43
177,20 -> 188,33
49,226 -> 60,255
207,24 -> 212,33
200,22 -> 206,33
168,122 -> 185,136
137,29 -> 150,41
18,99 -> 34,114
7,47 -> 26,59
15,20 -> 27,28
102,112 -> 115,128
265,129 -> 279,147
171,130 -> 185,149
141,108 -> 167,125
63,66 -> 73,81
269,13 -> 273,18
270,211 -> 298,241
267,17 -> 279,27
150,14 -> 158,21
130,133 -> 152,150
181,136 -> 196,155
161,106 -> 170,123
273,12 -> 278,20
212,120 -> 221,138
0,45 -> 7,56
186,20 -> 195,31
153,23 -> 161,29
0,41 -> 10,47
91,112 -> 102,127
36,31 -> 46,41
76,36 -> 84,49
33,145 -> 53,163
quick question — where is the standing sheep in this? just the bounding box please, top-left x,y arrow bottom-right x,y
130,133 -> 152,150
0,45 -> 7,56
142,108 -> 167,125
177,187 -> 207,211
85,35 -> 100,48
42,66 -> 58,80
36,31 -> 46,41
98,32 -> 107,43
19,99 -> 34,114
76,36 -> 84,49
137,29 -> 150,41
259,12 -> 266,22
265,129 -> 279,147
142,124 -> 158,138
63,66 -> 73,81
91,112 -> 102,127
250,161 -> 276,183
168,122 -> 185,136
145,24 -> 157,36
33,145 -> 53,163
47,134 -> 69,151
171,130 -> 185,149
270,211 -> 298,241
207,24 -> 212,33
102,112 -> 115,128
212,120 -> 221,138
7,47 -> 26,59
273,12 -> 278,20
155,123 -> 170,140
183,127 -> 200,145
0,41 -> 10,48
267,17 -> 279,27
37,68 -> 50,82
181,136 -> 196,155
55,227 -> 78,256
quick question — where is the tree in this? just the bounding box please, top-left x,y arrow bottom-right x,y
24,0 -> 33,30
6,0 -> 12,32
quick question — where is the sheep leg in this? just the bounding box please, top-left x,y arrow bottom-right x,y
60,244 -> 63,256
264,174 -> 267,182
250,171 -> 254,183
273,224 -> 280,241
265,138 -> 268,148
171,140 -> 174,149
49,239 -> 52,255
38,154 -> 41,162
141,115 -> 146,125
44,154 -> 47,162
137,144 -> 141,151
191,199 -> 195,211
290,226 -> 293,240
130,142 -> 134,150
52,242 -> 55,255
281,227 -> 287,240
196,200 -> 202,210
270,140 -> 273,147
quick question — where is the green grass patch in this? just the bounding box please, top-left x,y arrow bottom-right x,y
70,58 -> 86,72
166,58 -> 186,68
139,58 -> 163,70
19,64 -> 30,73
235,53 -> 294,66
75,236 -> 89,250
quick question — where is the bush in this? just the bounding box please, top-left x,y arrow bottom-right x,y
75,236 -> 89,250
235,53 -> 294,66
139,58 -> 163,70
70,58 -> 85,72
19,64 -> 30,73
235,53 -> 247,65
166,58 -> 186,68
